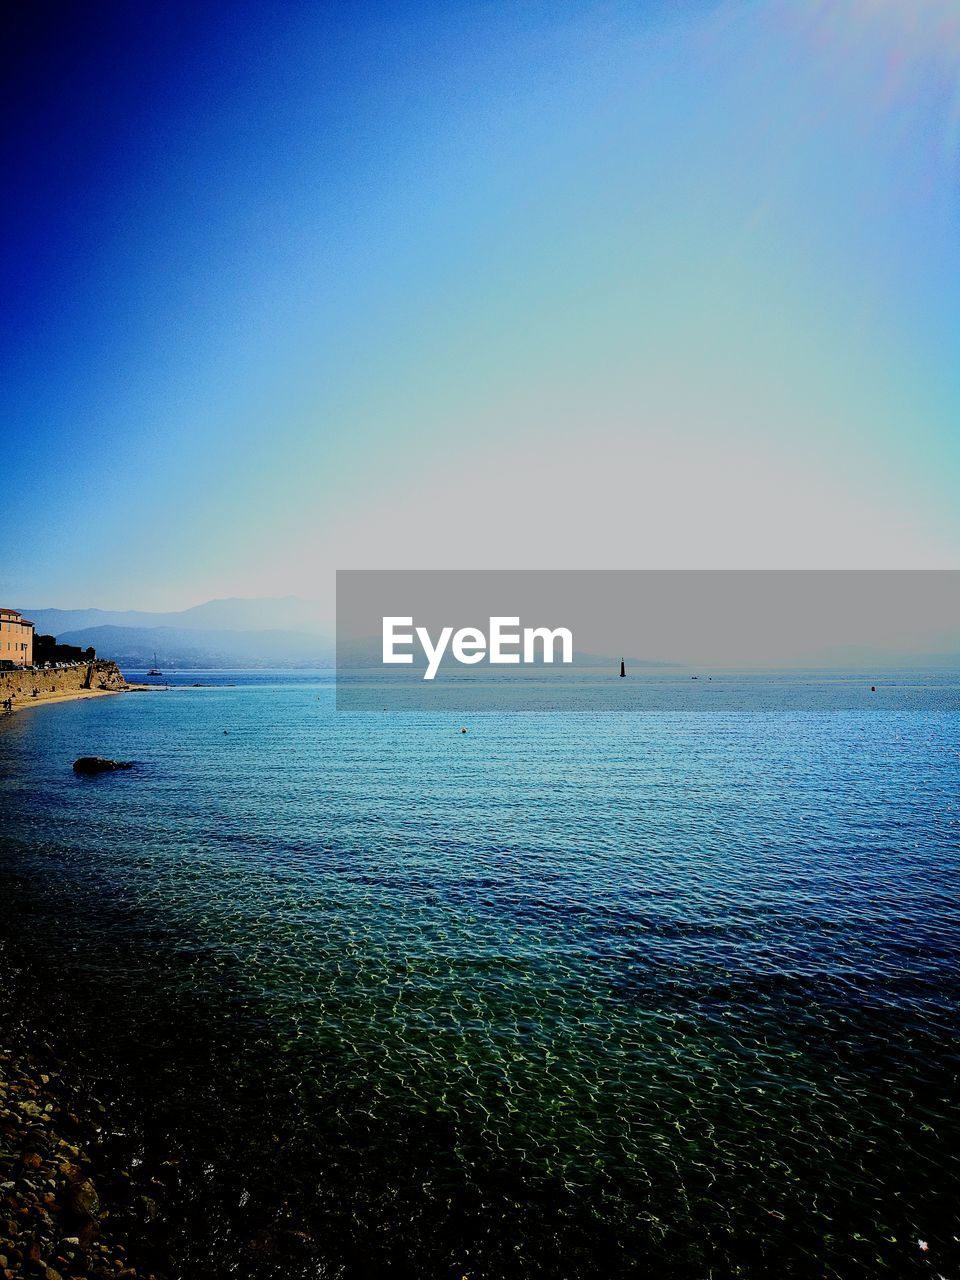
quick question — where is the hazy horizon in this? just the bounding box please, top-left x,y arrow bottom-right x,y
11,570 -> 959,673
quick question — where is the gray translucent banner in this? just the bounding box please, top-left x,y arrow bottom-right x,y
336,570 -> 960,712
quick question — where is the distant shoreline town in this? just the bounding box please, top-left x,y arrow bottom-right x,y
1,605 -> 99,670
1,605 -> 137,714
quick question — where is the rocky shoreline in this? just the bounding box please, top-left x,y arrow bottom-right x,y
0,664 -> 160,717
0,1035 -> 174,1280
0,930 -> 338,1280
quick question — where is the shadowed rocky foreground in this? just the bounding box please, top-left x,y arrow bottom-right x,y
0,1035 -> 173,1280
0,936 -> 342,1280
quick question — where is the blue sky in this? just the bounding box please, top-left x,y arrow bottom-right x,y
3,0 -> 959,611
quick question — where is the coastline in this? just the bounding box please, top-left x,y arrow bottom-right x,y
5,686 -> 155,716
1,662 -> 157,717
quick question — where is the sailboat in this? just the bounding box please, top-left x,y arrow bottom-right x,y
146,651 -> 163,677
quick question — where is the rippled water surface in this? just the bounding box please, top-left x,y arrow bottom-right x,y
1,673 -> 959,1277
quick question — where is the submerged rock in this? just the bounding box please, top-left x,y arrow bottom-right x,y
72,757 -> 134,775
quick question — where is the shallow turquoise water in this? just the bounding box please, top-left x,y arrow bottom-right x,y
1,673 -> 959,1276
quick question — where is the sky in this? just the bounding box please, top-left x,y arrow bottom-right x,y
3,0 -> 959,614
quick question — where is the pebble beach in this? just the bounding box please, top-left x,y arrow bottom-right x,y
0,1035 -> 172,1280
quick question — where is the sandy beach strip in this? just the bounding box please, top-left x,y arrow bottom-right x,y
4,686 -> 156,715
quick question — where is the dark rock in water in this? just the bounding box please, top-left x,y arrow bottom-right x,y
72,757 -> 134,774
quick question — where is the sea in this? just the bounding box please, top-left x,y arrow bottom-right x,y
1,670 -> 959,1278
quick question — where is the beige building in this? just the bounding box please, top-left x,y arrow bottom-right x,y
0,607 -> 34,667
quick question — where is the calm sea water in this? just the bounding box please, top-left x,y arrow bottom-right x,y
1,672 -> 959,1278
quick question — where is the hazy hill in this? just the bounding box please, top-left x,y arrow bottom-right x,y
24,596 -> 328,636
55,624 -> 333,670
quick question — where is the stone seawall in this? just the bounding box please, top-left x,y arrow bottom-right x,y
0,660 -> 127,702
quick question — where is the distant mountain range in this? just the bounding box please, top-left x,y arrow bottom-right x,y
20,597 -> 333,670
24,596 -> 328,636
19,596 -> 683,672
